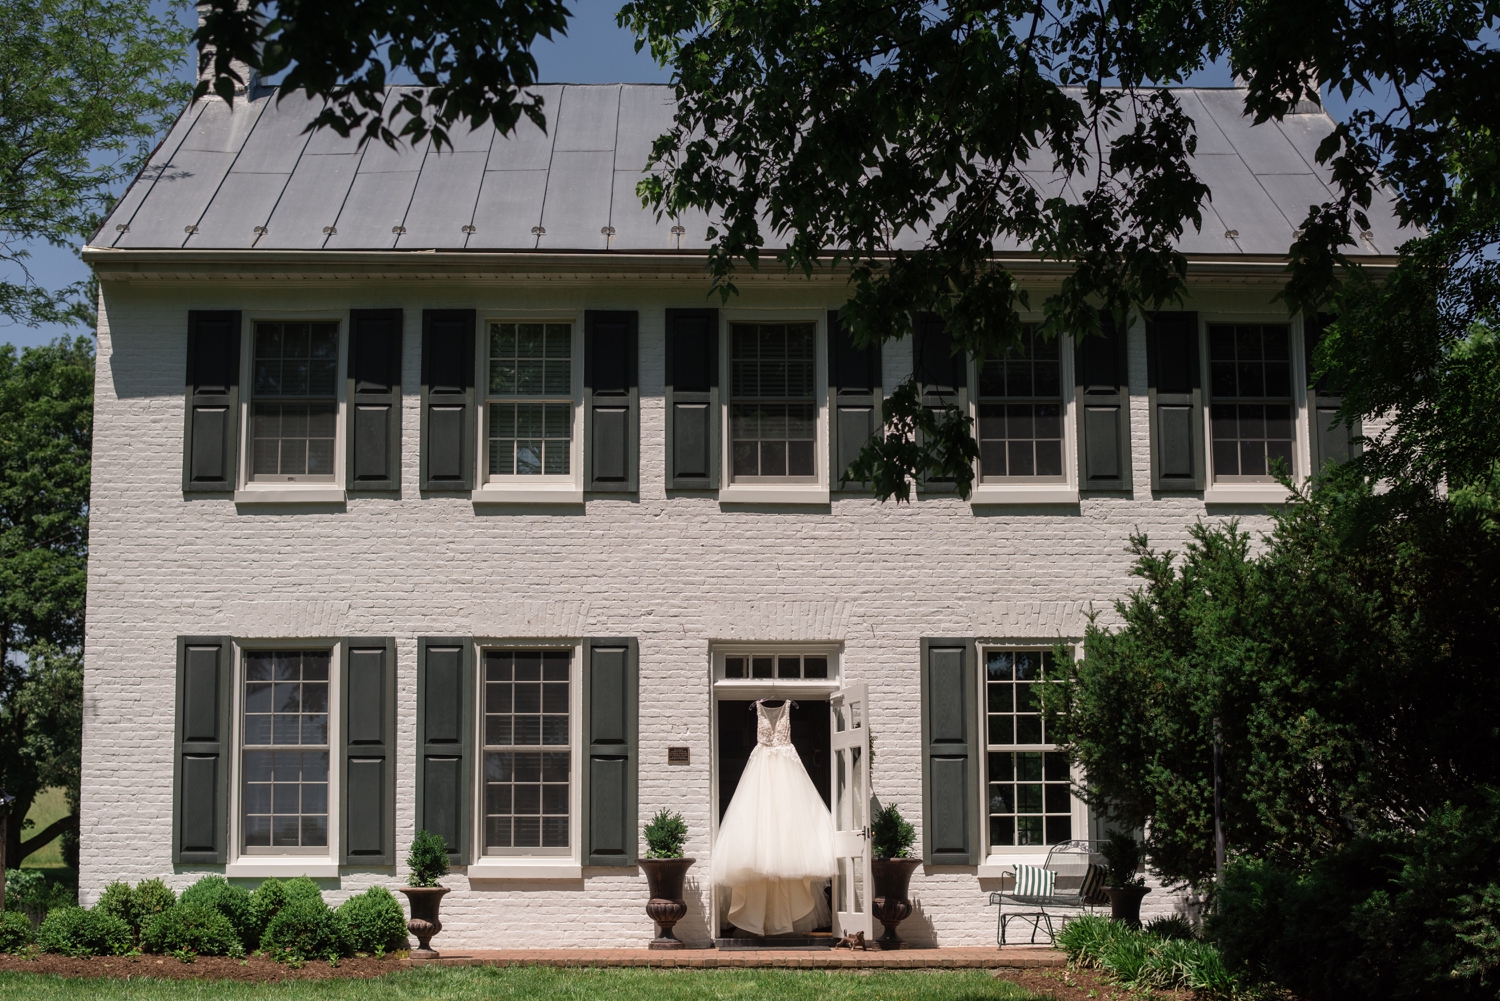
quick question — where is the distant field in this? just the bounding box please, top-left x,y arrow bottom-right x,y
21,788 -> 68,869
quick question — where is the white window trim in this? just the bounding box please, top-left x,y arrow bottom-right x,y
1200,313 -> 1305,506
234,311 -> 349,505
717,310 -> 832,505
968,328 -> 1080,506
471,313 -> 586,506
975,640 -> 1088,868
225,638 -> 341,873
464,638 -> 585,879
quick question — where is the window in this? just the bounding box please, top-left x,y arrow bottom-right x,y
486,322 -> 574,478
730,323 -> 817,480
984,649 -> 1073,848
977,326 -> 1064,480
242,650 -> 330,852
724,653 -> 829,679
250,322 -> 340,481
482,650 -> 572,854
1208,324 -> 1294,481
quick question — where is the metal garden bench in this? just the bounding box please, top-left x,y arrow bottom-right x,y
987,840 -> 1109,945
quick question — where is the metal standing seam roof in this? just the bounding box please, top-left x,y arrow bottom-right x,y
91,83 -> 1407,257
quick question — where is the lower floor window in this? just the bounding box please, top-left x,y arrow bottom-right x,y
482,649 -> 572,852
243,750 -> 329,848
987,750 -> 1072,847
242,649 -> 330,850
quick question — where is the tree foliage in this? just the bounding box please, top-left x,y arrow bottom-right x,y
0,338 -> 93,864
0,0 -> 190,325
193,0 -> 571,150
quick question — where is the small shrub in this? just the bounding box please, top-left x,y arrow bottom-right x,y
5,869 -> 73,921
406,829 -> 449,887
643,809 -> 688,859
260,897 -> 349,962
337,887 -> 408,955
1060,914 -> 1238,998
180,875 -> 255,948
141,902 -> 241,957
0,911 -> 34,953
1100,831 -> 1144,888
1144,915 -> 1198,941
870,803 -> 917,860
36,906 -> 133,957
1057,913 -> 1129,967
249,878 -> 288,943
133,879 -> 177,928
282,876 -> 325,905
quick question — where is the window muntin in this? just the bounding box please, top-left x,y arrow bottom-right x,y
984,649 -> 1073,848
1208,324 -> 1294,481
486,323 -> 574,478
977,326 -> 1064,481
730,323 -> 817,481
242,650 -> 330,852
250,322 -> 339,481
482,650 -> 571,854
724,653 -> 829,680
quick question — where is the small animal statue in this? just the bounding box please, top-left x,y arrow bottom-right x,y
833,930 -> 867,951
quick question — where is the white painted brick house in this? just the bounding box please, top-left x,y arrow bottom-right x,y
78,83 -> 1399,948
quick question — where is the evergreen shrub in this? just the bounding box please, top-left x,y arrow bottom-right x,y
180,875 -> 255,948
133,879 -> 177,928
261,897 -> 349,963
0,911 -> 34,952
248,877 -> 288,943
36,906 -> 132,957
643,809 -> 688,859
870,803 -> 916,859
336,887 -> 408,955
141,902 -> 241,957
406,830 -> 449,887
94,881 -> 137,932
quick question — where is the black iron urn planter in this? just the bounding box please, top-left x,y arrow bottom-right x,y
871,857 -> 923,950
640,857 -> 696,949
1103,885 -> 1151,927
400,886 -> 451,959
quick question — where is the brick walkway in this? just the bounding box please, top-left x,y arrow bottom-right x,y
404,947 -> 1064,969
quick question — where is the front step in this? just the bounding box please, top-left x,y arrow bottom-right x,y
714,933 -> 835,951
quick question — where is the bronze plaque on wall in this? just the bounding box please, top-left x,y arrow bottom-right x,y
667,746 -> 690,765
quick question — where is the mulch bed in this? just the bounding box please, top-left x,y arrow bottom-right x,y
0,953 -> 404,981
996,965 -> 1193,1000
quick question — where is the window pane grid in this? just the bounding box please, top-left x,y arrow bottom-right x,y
243,650 -> 330,849
483,650 -> 571,851
724,654 -> 829,679
486,323 -> 573,478
1208,324 -> 1294,478
250,322 -> 339,480
984,649 -> 1072,848
730,323 -> 817,479
978,327 -> 1064,480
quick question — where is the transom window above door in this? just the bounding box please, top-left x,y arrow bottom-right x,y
724,653 -> 830,680
249,322 -> 340,482
486,322 -> 575,478
730,323 -> 817,481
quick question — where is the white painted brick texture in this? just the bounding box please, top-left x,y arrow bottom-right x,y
82,276 -> 1288,946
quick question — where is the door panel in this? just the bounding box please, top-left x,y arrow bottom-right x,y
830,681 -> 873,938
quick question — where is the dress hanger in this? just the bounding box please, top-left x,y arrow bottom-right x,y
753,697 -> 798,709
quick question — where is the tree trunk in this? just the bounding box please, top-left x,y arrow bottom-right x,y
18,814 -> 76,863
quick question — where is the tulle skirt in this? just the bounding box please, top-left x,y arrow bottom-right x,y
711,743 -> 837,936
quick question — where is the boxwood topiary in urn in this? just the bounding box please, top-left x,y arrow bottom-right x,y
1100,831 -> 1151,926
870,803 -> 922,949
639,809 -> 695,950
399,830 -> 451,959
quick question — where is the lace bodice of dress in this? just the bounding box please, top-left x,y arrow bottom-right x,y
756,701 -> 794,748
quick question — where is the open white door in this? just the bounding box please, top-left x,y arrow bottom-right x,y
829,681 -> 873,939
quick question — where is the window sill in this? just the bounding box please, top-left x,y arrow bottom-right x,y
471,484 -> 584,505
233,486 -> 346,504
1203,483 -> 1292,505
225,859 -> 340,877
718,483 -> 830,505
977,853 -> 1054,878
969,485 -> 1079,506
465,859 -> 583,880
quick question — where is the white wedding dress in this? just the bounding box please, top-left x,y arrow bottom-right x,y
711,700 -> 837,936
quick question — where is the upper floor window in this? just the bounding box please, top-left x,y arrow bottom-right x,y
1208,324 -> 1294,481
250,322 -> 339,481
486,322 -> 574,478
730,323 -> 817,481
482,649 -> 572,855
984,648 -> 1074,849
242,650 -> 330,853
977,326 -> 1064,481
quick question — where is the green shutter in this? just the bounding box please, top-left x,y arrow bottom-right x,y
420,310 -> 476,491
914,313 -> 970,493
416,637 -> 473,865
1305,313 -> 1362,470
1075,314 -> 1131,490
174,636 -> 231,863
182,311 -> 241,493
342,638 -> 396,866
582,638 -> 638,866
829,310 -> 883,491
664,309 -> 720,490
1146,312 -> 1204,491
921,638 -> 979,865
584,311 -> 639,492
348,310 -> 403,492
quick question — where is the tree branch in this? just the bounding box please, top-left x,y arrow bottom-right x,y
18,813 -> 76,862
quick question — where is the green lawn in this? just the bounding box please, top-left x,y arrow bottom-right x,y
20,788 -> 69,869
0,967 -> 1047,1001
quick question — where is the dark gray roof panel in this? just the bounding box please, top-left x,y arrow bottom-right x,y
91,84 -> 1409,256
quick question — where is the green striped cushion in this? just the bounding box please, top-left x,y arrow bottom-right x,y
1080,862 -> 1109,904
1013,863 -> 1056,897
